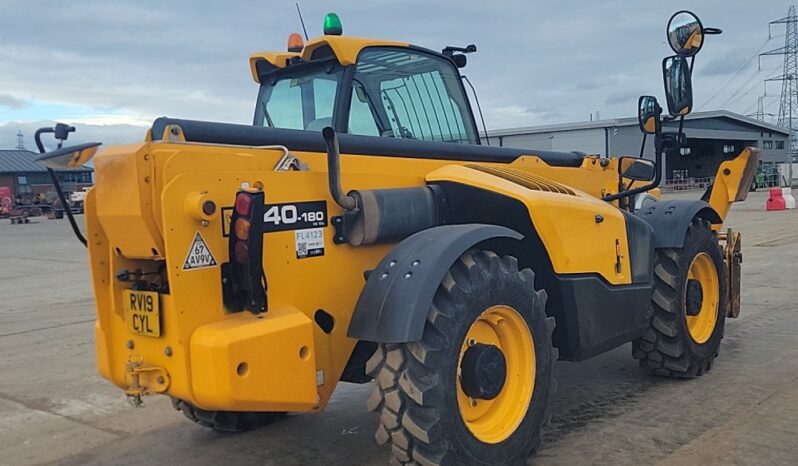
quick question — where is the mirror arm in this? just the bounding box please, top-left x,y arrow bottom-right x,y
603,134 -> 663,203
35,124 -> 88,248
639,133 -> 647,158
34,127 -> 52,154
48,167 -> 88,247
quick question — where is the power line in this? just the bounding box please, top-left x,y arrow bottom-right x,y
742,97 -> 760,116
717,62 -> 781,109
760,5 -> 798,155
702,37 -> 772,108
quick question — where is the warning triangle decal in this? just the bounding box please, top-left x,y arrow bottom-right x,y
182,232 -> 218,270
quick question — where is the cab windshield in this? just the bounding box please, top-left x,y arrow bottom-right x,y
348,48 -> 478,144
253,60 -> 343,131
253,47 -> 478,145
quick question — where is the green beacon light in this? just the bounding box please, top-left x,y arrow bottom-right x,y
323,12 -> 343,35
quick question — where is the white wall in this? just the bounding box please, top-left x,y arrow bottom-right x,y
488,128 -> 606,155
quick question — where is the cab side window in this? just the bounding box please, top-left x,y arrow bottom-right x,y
349,48 -> 477,144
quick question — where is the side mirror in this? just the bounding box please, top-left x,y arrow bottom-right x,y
638,96 -> 661,134
620,157 -> 656,182
663,55 -> 693,116
35,142 -> 102,169
666,10 -> 722,58
667,11 -> 704,57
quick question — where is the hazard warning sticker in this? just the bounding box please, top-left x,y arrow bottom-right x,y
183,232 -> 218,270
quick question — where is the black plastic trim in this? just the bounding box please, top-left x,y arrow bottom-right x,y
332,65 -> 355,133
347,224 -> 523,343
553,275 -> 652,361
621,210 -> 655,283
150,117 -> 585,167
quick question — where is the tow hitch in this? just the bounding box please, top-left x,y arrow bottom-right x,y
125,356 -> 170,407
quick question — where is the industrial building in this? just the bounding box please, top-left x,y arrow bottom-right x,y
486,110 -> 793,187
0,149 -> 93,202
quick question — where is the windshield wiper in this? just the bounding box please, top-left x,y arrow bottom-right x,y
263,106 -> 275,128
353,78 -> 389,134
258,101 -> 275,128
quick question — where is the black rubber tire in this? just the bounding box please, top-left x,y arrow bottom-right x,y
633,218 -> 727,378
366,250 -> 557,466
171,398 -> 286,433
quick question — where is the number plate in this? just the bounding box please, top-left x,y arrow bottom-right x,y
123,290 -> 161,337
262,200 -> 328,233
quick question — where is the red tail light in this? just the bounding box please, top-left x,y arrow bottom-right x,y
227,190 -> 266,312
235,193 -> 253,216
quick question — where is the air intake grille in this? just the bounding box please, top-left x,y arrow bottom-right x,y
466,164 -> 576,196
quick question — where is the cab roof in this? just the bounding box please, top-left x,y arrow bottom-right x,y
248,35 -> 409,83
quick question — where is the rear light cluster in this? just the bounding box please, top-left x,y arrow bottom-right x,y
228,190 -> 267,312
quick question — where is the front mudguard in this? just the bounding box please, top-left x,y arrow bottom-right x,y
635,199 -> 721,249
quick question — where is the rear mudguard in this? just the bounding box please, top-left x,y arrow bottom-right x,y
635,199 -> 721,249
347,224 -> 522,343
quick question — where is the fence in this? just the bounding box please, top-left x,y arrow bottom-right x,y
661,174 -> 787,192
661,177 -> 714,192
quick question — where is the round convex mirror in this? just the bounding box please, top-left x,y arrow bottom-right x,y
667,11 -> 704,57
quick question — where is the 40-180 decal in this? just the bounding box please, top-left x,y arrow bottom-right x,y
262,200 -> 327,232
222,200 -> 328,236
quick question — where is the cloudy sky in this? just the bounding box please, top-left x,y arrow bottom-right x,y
0,0 -> 794,148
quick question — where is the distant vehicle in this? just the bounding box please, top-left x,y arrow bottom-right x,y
0,186 -> 12,218
69,186 -> 91,213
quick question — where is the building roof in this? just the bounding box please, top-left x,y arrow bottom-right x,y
486,110 -> 792,137
0,149 -> 92,174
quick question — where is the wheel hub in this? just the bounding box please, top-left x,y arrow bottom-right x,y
460,343 -> 507,400
685,279 -> 703,316
456,305 -> 535,444
685,252 -> 720,344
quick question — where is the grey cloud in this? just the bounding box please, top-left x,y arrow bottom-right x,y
604,88 -> 645,106
0,94 -> 27,109
0,0 -> 793,136
1,120 -> 146,150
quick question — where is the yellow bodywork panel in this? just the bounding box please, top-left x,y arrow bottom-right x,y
86,139 -> 636,412
93,144 -> 164,258
190,308 -> 317,411
708,147 -> 760,223
301,35 -> 408,65
248,51 -> 300,82
249,35 -> 409,82
427,165 -> 633,285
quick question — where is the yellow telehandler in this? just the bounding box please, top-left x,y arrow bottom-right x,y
36,10 -> 755,465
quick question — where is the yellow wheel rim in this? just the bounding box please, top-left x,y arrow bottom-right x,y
456,305 -> 535,444
685,252 -> 719,344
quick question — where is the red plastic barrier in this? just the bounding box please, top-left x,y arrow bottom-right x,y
767,187 -> 786,211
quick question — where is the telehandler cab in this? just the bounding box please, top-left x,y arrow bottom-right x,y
37,10 -> 755,465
